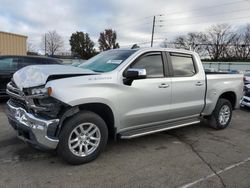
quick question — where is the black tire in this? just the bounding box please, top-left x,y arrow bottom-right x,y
206,98 -> 232,129
57,111 -> 108,165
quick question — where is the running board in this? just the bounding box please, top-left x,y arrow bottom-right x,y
119,119 -> 200,139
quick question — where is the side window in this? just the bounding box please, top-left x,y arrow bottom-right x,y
19,57 -> 42,68
42,59 -> 51,64
19,57 -> 32,68
48,59 -> 61,64
170,53 -> 196,77
0,57 -> 16,72
131,53 -> 164,78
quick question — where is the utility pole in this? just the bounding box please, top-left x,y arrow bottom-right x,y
44,33 -> 47,56
151,16 -> 156,47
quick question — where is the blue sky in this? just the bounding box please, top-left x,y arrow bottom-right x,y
1,0 -> 250,52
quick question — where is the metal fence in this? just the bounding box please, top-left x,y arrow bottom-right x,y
202,62 -> 250,72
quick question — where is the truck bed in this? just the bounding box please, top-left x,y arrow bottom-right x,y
202,73 -> 243,115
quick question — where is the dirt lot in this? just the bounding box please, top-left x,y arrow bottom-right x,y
0,100 -> 250,188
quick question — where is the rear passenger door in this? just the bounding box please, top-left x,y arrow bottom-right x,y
168,52 -> 206,120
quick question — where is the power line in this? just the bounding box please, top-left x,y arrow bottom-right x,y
112,1 -> 250,44
164,0 -> 249,16
158,14 -> 250,28
120,38 -> 165,48
107,16 -> 153,28
160,6 -> 250,23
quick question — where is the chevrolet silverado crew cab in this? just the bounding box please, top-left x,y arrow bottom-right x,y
6,48 -> 243,164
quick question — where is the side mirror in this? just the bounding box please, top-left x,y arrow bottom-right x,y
123,68 -> 147,79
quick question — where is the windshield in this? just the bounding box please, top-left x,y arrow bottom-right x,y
78,50 -> 137,72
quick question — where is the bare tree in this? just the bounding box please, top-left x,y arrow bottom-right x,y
229,24 -> 250,60
98,29 -> 119,51
173,32 -> 207,53
42,30 -> 64,56
204,24 -> 236,60
27,40 -> 36,52
26,40 -> 39,55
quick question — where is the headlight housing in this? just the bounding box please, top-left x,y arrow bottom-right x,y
31,87 -> 52,96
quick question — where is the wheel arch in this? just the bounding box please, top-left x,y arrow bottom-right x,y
58,102 -> 117,140
218,91 -> 237,109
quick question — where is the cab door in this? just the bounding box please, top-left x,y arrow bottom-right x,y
118,52 -> 172,130
168,52 -> 206,120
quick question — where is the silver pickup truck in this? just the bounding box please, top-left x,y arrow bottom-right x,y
6,48 -> 243,164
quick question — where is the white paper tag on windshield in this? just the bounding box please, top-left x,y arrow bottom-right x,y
107,60 -> 123,64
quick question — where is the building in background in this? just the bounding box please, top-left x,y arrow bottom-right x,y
0,31 -> 27,55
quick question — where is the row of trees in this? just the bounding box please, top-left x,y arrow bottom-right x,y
39,29 -> 119,59
164,24 -> 250,61
69,29 -> 119,59
37,23 -> 250,61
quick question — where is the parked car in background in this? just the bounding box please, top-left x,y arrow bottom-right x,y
0,55 -> 62,97
243,71 -> 250,85
240,84 -> 250,109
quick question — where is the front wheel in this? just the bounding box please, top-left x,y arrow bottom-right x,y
57,111 -> 108,165
206,98 -> 232,129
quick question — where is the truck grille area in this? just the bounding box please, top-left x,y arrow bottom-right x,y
7,81 -> 29,111
7,81 -> 24,97
9,97 -> 27,111
6,81 -> 66,119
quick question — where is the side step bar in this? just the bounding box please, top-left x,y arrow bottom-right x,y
119,119 -> 200,139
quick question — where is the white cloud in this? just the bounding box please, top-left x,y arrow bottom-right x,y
0,0 -> 250,51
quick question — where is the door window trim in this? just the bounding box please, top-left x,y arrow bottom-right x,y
167,52 -> 198,78
123,51 -> 170,78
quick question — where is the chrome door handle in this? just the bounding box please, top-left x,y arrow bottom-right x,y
196,81 -> 204,86
159,83 -> 169,88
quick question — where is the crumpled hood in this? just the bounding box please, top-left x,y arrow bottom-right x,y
13,64 -> 96,90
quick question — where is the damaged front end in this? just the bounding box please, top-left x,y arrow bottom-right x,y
6,81 -> 67,149
5,65 -> 96,149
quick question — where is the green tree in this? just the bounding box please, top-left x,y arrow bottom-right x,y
69,31 -> 96,59
98,29 -> 119,51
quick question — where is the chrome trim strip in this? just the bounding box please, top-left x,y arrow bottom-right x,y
120,120 -> 200,139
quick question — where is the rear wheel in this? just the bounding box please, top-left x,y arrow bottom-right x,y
57,111 -> 108,165
206,98 -> 232,129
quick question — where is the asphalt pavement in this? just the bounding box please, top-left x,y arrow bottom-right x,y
0,99 -> 250,188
